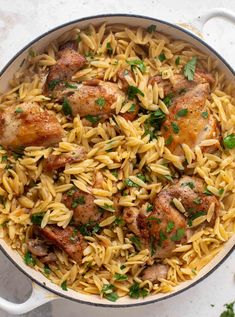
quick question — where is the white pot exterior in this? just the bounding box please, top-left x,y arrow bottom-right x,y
0,14 -> 234,311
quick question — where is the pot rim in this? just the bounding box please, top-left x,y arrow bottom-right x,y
0,13 -> 234,308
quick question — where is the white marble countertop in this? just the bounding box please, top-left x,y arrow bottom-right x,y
0,0 -> 234,316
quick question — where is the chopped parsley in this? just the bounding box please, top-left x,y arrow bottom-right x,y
103,203 -> 115,211
85,115 -> 100,124
147,203 -> 153,212
175,108 -> 188,118
66,187 -> 76,196
62,97 -> 72,116
181,181 -> 195,189
218,188 -> 224,196
15,107 -> 23,114
220,301 -> 235,317
147,217 -> 162,224
163,93 -> 174,107
127,59 -> 146,73
170,228 -> 185,241
102,284 -> 119,302
165,175 -> 174,182
44,264 -> 51,275
78,221 -> 101,236
166,220 -> 175,233
76,33 -> 81,43
201,111 -> 208,119
31,212 -> 44,226
159,230 -> 167,245
61,280 -> 68,291
111,170 -> 118,178
124,178 -> 139,187
95,97 -> 106,108
72,196 -> 85,208
184,56 -> 197,81
1,155 -> 8,162
175,56 -> 180,65
171,122 -> 179,134
114,217 -> 125,226
65,82 -> 77,89
204,187 -> 212,195
158,53 -> 166,62
70,228 -> 78,242
165,135 -> 173,145
48,79 -> 61,90
127,85 -> 144,100
129,282 -> 149,299
130,235 -> 141,250
147,109 -> 166,133
188,211 -> 206,227
136,173 -> 146,182
106,42 -> 113,55
147,24 -> 156,33
223,133 -> 235,149
128,104 -> 136,113
29,48 -> 36,57
193,197 -> 202,205
24,251 -> 36,266
114,273 -> 128,281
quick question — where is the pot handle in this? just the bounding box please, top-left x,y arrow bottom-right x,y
191,7 -> 235,32
0,282 -> 57,315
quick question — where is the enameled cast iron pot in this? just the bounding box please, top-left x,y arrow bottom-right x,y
0,9 -> 235,315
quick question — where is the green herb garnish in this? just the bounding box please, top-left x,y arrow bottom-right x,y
102,284 -> 119,302
204,187 -> 212,195
201,111 -> 208,119
31,212 -> 44,226
44,264 -> 51,275
193,197 -> 202,205
61,280 -> 68,291
170,228 -> 185,241
114,217 -> 125,226
176,108 -> 188,118
48,79 -> 61,90
72,196 -> 85,208
223,133 -> 235,149
24,251 -> 36,266
95,97 -> 106,108
124,178 -> 138,187
171,122 -> 179,134
188,211 -> 206,227
220,301 -> 235,317
163,93 -> 174,107
62,97 -> 72,116
15,107 -> 23,114
129,282 -> 149,299
165,135 -> 173,145
166,220 -> 175,233
184,56 -> 197,81
65,82 -> 77,89
85,115 -> 100,124
147,25 -> 156,33
130,236 -> 141,250
114,273 -> 128,281
181,181 -> 195,189
147,204 -> 153,212
175,56 -> 180,65
127,59 -> 146,73
147,217 -> 162,224
106,42 -> 113,55
158,53 -> 166,62
127,85 -> 144,100
128,104 -> 136,113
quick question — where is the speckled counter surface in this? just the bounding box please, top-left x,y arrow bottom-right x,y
0,1 -> 234,316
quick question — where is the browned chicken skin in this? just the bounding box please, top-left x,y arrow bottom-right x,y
0,102 -> 63,149
43,146 -> 86,171
141,264 -> 169,283
35,225 -> 86,263
62,188 -> 102,225
44,41 -> 86,94
124,176 -> 219,258
149,68 -> 220,155
162,83 -> 220,155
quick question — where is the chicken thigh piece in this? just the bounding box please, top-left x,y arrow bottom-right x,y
161,83 -> 220,155
0,102 -> 63,149
124,176 -> 219,259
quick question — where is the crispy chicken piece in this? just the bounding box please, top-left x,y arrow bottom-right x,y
161,83 -> 220,155
67,80 -> 125,119
124,176 -> 219,258
36,225 -> 86,263
141,264 -> 169,283
44,41 -> 86,94
43,146 -> 86,171
0,102 -> 63,149
62,188 -> 102,225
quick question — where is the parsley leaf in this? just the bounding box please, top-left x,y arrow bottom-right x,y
15,107 -> 23,114
114,217 -> 125,226
184,56 -> 197,81
72,196 -> 85,208
175,108 -> 188,118
223,133 -> 235,149
193,197 -> 202,205
65,82 -> 77,89
175,56 -> 180,65
85,115 -> 100,124
106,42 -> 113,55
165,135 -> 173,145
163,93 -> 174,107
128,104 -> 136,113
147,203 -> 153,212
170,228 -> 185,241
127,59 -> 146,73
31,212 -> 44,226
181,181 -> 195,189
147,217 -> 161,224
201,111 -> 208,119
127,85 -> 144,100
158,53 -> 166,62
44,264 -> 51,275
220,301 -> 235,317
166,220 -> 175,233
129,282 -> 148,299
78,221 -> 101,236
171,122 -> 179,134
62,97 -> 72,116
48,79 -> 61,90
130,235 -> 141,250
148,109 -> 166,130
147,24 -> 156,33
61,280 -> 68,291
188,211 -> 206,227
114,273 -> 128,281
24,251 -> 36,266
95,97 -> 106,108
124,178 -> 138,187
102,284 -> 119,302
204,187 -> 212,195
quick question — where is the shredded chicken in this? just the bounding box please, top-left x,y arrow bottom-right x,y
142,264 -> 169,283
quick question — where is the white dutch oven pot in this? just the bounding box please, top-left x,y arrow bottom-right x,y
0,8 -> 234,315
